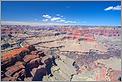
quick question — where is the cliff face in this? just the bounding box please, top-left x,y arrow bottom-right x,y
42,55 -> 77,81
1,45 -> 59,81
1,44 -> 80,81
1,45 -> 121,81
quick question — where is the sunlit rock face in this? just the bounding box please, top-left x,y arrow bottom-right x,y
1,45 -> 57,81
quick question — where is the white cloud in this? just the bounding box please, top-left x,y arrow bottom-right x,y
53,18 -> 76,24
42,19 -> 48,22
42,14 -> 77,24
104,6 -> 113,11
66,21 -> 71,23
64,22 -> 68,23
56,19 -> 66,23
56,14 -> 64,18
60,19 -> 65,22
113,5 -> 121,10
104,5 -> 121,11
51,17 -> 61,21
42,14 -> 51,19
64,21 -> 76,24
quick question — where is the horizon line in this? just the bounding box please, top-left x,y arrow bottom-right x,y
1,21 -> 121,26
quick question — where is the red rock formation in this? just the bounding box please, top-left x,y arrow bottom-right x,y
1,46 -> 29,62
1,46 -> 30,71
1,44 -> 57,81
23,55 -> 39,63
13,69 -> 25,81
26,58 -> 41,69
5,62 -> 25,77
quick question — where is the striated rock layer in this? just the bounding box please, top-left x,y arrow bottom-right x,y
1,45 -> 57,81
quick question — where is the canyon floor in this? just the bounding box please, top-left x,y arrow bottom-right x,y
1,25 -> 121,81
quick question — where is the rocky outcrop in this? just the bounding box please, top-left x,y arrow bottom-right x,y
1,45 -> 57,81
1,46 -> 30,71
5,62 -> 25,77
1,44 -> 121,81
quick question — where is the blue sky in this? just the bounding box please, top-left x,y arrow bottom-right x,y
1,1 -> 121,26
